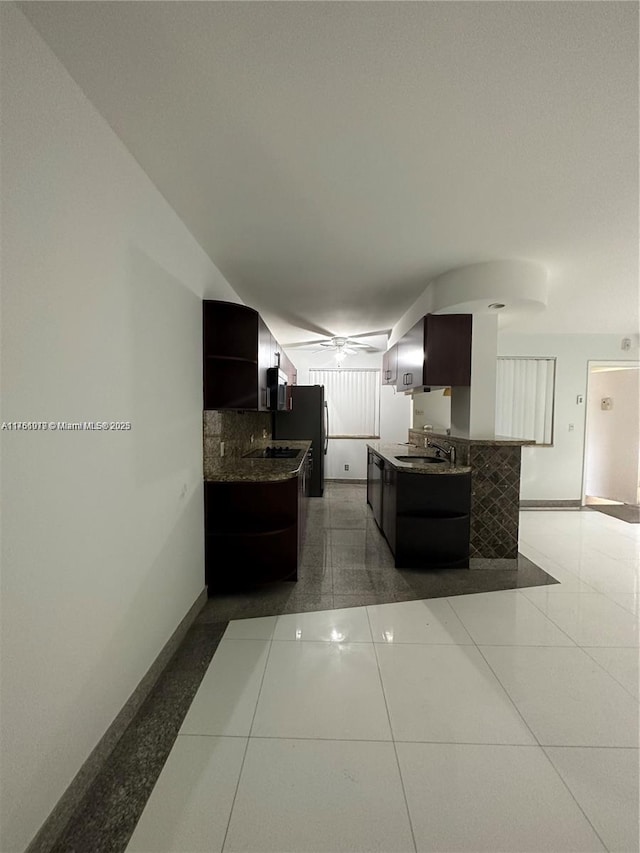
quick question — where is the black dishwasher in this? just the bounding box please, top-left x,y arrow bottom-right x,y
370,455 -> 384,529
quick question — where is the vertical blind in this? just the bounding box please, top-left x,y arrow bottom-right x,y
309,368 -> 380,437
495,358 -> 556,445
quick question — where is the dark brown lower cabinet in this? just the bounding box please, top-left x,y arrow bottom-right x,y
381,464 -> 397,554
205,467 -> 309,592
368,450 -> 471,568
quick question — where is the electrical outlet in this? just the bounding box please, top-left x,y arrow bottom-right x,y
344,464 -> 349,471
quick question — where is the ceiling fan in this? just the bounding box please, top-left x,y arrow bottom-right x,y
284,330 -> 390,363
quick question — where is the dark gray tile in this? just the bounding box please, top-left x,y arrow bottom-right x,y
294,563 -> 333,594
331,499 -> 369,513
299,541 -> 331,569
587,504 -> 640,523
324,486 -> 367,503
306,514 -> 332,533
330,512 -> 368,529
331,547 -> 366,569
278,593 -> 335,614
303,526 -> 331,545
333,568 -> 413,596
333,593 -> 397,609
49,622 -> 225,853
331,528 -> 381,549
199,588 -> 294,621
164,623 -> 227,675
331,537 -> 396,570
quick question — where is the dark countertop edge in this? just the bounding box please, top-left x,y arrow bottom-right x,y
204,441 -> 312,483
367,442 -> 472,476
408,429 -> 535,447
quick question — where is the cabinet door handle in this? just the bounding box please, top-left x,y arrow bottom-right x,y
407,372 -> 413,385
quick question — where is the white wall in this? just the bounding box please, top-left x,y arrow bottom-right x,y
0,7 -> 241,851
498,333 -> 639,501
468,314 -> 498,437
585,368 -> 640,504
285,348 -> 411,479
412,389 -> 451,431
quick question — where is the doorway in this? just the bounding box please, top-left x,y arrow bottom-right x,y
582,361 -> 640,512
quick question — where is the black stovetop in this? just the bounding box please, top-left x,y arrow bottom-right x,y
244,446 -> 300,459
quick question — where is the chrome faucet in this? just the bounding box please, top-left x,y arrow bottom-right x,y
425,435 -> 456,465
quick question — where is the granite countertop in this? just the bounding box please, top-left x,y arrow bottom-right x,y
205,440 -> 312,483
367,442 -> 471,475
407,428 -> 535,447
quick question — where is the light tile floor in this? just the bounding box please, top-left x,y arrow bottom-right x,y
127,504 -> 639,853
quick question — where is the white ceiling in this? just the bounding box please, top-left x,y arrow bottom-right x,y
21,1 -> 639,344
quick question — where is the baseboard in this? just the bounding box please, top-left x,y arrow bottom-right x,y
520,500 -> 581,508
327,478 -> 367,484
26,587 -> 208,853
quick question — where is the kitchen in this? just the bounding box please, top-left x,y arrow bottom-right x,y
199,296 -> 556,624
3,4 -> 638,853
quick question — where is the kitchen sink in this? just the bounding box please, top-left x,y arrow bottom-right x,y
394,455 -> 448,464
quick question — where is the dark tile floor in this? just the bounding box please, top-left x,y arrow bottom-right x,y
48,622 -> 228,853
197,482 -> 557,623
47,482 -> 557,852
587,503 -> 640,524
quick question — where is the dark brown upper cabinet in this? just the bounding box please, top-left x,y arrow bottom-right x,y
279,351 -> 297,387
203,300 -> 296,410
382,343 -> 398,386
395,314 -> 472,392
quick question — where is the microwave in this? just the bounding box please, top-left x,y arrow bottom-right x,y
267,366 -> 288,411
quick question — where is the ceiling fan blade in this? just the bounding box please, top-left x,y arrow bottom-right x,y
346,329 -> 392,339
272,310 -> 336,340
361,343 -> 386,352
284,339 -> 331,349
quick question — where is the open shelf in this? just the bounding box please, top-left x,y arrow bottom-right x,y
205,355 -> 258,364
208,521 -> 296,538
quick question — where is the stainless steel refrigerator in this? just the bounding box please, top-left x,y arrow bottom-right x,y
273,385 -> 327,497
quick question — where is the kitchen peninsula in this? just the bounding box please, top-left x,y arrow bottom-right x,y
367,443 -> 472,568
408,429 -> 535,569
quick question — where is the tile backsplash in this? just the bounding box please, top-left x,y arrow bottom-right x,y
203,410 -> 272,477
408,429 -> 470,464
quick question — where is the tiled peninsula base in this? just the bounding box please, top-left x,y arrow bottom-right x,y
408,429 -> 532,569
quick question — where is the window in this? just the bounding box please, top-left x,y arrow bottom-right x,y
495,357 -> 556,445
309,368 -> 380,438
